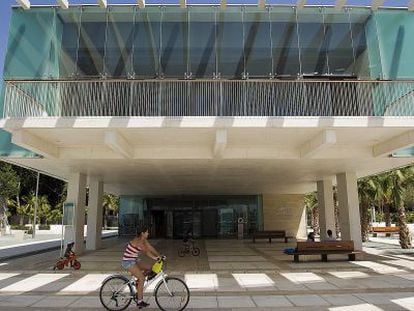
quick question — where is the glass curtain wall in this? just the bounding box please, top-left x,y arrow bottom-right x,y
5,6 -> 392,80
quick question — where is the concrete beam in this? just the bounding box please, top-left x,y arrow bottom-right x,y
97,0 -> 107,8
180,0 -> 187,8
12,130 -> 59,158
214,129 -> 227,158
137,0 -> 145,9
104,130 -> 133,158
220,0 -> 227,10
335,0 -> 347,10
57,0 -> 69,9
300,130 -> 336,158
371,0 -> 384,10
16,0 -> 30,10
297,0 -> 306,9
409,0 -> 414,11
258,0 -> 266,9
373,130 -> 414,157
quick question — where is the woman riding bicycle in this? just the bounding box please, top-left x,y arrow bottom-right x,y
121,226 -> 161,309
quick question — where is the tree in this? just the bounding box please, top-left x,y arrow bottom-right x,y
358,178 -> 376,242
102,193 -> 119,229
0,163 -> 20,223
20,193 -> 51,226
305,192 -> 319,235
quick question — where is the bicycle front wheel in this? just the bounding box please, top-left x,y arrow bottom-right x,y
154,277 -> 190,311
191,247 -> 200,256
99,275 -> 133,311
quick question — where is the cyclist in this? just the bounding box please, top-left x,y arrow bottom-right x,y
121,226 -> 161,309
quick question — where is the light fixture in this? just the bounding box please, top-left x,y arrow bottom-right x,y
180,0 -> 187,8
137,0 -> 145,9
57,0 -> 69,9
16,0 -> 30,10
97,0 -> 107,8
335,0 -> 347,10
409,0 -> 414,11
258,0 -> 266,9
297,0 -> 306,9
371,0 -> 384,11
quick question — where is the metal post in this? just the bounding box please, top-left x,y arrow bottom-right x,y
32,172 -> 40,239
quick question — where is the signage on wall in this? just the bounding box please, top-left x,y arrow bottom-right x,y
63,202 -> 75,226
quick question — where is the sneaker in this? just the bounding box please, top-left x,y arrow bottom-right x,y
137,301 -> 150,309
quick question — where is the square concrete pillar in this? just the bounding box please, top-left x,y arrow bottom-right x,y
86,178 -> 103,251
65,172 -> 87,255
336,172 -> 362,250
317,179 -> 336,240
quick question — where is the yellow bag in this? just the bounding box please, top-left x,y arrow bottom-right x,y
152,261 -> 163,274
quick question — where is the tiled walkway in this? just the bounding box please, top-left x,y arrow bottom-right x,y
0,238 -> 414,310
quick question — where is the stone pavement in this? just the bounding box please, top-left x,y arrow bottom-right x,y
0,238 -> 414,310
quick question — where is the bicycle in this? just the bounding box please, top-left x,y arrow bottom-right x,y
99,256 -> 190,311
53,242 -> 81,270
178,239 -> 200,257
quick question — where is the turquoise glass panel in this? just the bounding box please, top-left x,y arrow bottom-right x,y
160,7 -> 188,78
375,11 -> 414,80
77,7 -> 107,77
105,7 -> 135,78
243,8 -> 272,78
4,8 -> 59,80
133,8 -> 161,78
188,7 -> 216,78
322,8 -> 355,76
57,7 -> 81,78
270,7 -> 300,76
297,7 -> 328,76
216,7 -> 244,78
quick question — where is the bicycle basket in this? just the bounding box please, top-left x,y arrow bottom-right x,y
152,261 -> 163,274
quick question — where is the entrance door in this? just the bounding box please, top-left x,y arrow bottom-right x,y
151,211 -> 166,238
202,209 -> 218,238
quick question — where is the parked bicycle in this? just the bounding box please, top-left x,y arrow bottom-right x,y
53,242 -> 81,270
99,256 -> 190,311
178,239 -> 200,257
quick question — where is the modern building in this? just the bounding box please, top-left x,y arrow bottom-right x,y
1,0 -> 414,253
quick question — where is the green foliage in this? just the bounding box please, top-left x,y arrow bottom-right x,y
0,162 -> 20,202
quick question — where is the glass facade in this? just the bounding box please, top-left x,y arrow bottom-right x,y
118,195 -> 262,238
6,6 -> 412,81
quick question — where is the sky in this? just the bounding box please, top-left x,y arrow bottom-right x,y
0,0 -> 411,80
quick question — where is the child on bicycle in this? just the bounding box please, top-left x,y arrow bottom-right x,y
121,226 -> 161,309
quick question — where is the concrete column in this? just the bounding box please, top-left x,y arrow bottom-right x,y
317,179 -> 336,241
65,173 -> 87,254
336,172 -> 362,250
86,178 -> 103,251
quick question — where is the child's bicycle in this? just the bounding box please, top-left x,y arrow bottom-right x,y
53,242 -> 81,270
178,239 -> 200,257
99,256 -> 190,311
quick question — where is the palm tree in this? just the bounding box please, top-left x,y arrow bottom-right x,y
333,186 -> 341,238
102,193 -> 119,229
388,167 -> 413,249
20,193 -> 51,226
358,177 -> 376,242
305,192 -> 319,235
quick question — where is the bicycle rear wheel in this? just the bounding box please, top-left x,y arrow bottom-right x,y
178,247 -> 186,257
191,247 -> 200,256
154,277 -> 190,311
99,275 -> 133,311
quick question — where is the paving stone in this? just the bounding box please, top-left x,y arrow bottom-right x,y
1,295 -> 45,307
186,296 -> 218,308
68,296 -> 104,308
252,295 -> 293,307
217,296 -> 255,308
31,296 -> 80,308
320,294 -> 366,306
286,295 -> 330,307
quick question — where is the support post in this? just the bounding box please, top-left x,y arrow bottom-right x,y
86,178 -> 104,250
336,172 -> 362,250
317,179 -> 336,241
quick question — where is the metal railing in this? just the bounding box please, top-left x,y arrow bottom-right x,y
3,80 -> 414,117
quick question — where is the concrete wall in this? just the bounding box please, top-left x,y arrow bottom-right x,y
262,194 -> 306,239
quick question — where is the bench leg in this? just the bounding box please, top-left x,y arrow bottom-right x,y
269,237 -> 271,243
321,254 -> 328,262
284,237 -> 288,243
373,233 -> 377,237
348,253 -> 356,261
294,254 -> 299,263
386,233 -> 391,237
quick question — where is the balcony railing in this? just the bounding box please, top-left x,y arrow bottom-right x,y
3,80 -> 414,117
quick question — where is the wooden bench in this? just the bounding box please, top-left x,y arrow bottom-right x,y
289,241 -> 359,262
370,226 -> 399,237
252,231 -> 288,243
